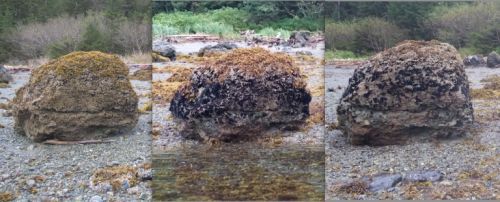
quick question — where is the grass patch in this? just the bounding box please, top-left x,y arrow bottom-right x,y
257,27 -> 291,39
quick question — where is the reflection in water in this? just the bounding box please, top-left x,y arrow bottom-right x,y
153,144 -> 324,201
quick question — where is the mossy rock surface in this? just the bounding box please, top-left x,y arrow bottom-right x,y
13,51 -> 138,142
170,48 -> 311,141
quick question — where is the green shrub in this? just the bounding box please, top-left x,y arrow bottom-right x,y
266,17 -> 323,31
469,25 -> 500,55
428,2 -> 500,49
325,20 -> 357,51
458,47 -> 479,58
78,23 -> 112,53
353,17 -> 406,54
325,17 -> 406,55
47,39 -> 77,59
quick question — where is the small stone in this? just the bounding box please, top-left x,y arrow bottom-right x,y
27,145 -> 34,151
26,179 -> 36,187
121,180 -> 130,190
89,195 -> 103,202
140,193 -> 148,200
404,170 -> 443,182
369,174 -> 402,192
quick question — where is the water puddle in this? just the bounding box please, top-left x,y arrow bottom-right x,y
152,144 -> 324,201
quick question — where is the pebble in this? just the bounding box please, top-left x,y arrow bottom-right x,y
27,145 -> 34,151
26,179 -> 36,187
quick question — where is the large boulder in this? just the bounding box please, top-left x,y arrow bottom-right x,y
486,51 -> 500,68
0,65 -> 13,83
197,42 -> 237,57
337,40 -> 473,145
463,55 -> 485,67
153,41 -> 176,61
12,51 -> 138,142
288,31 -> 311,48
170,48 -> 311,141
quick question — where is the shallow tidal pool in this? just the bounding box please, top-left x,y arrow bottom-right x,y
152,144 -> 324,201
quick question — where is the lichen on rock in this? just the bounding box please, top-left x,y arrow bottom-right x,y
12,51 -> 138,142
170,47 -> 311,141
337,40 -> 474,145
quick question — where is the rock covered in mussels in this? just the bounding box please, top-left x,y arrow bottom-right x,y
12,51 -> 138,142
153,41 -> 176,61
170,48 -> 311,141
337,40 -> 473,145
0,65 -> 13,83
197,42 -> 237,57
463,55 -> 485,67
486,51 -> 500,68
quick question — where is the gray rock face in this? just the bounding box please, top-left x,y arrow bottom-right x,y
12,51 -> 138,142
404,170 -> 443,182
337,40 -> 474,145
463,55 -> 485,66
0,65 -> 13,83
368,174 -> 402,192
486,51 -> 500,68
197,42 -> 237,57
153,42 -> 176,61
170,48 -> 311,141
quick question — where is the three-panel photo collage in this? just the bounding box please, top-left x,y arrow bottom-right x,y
0,0 -> 499,201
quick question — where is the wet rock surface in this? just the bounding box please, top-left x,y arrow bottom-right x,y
463,55 -> 485,67
12,51 -> 138,142
486,51 -> 500,68
337,40 -> 474,145
197,42 -> 237,57
0,65 -> 13,83
153,41 -> 176,61
170,48 -> 311,141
